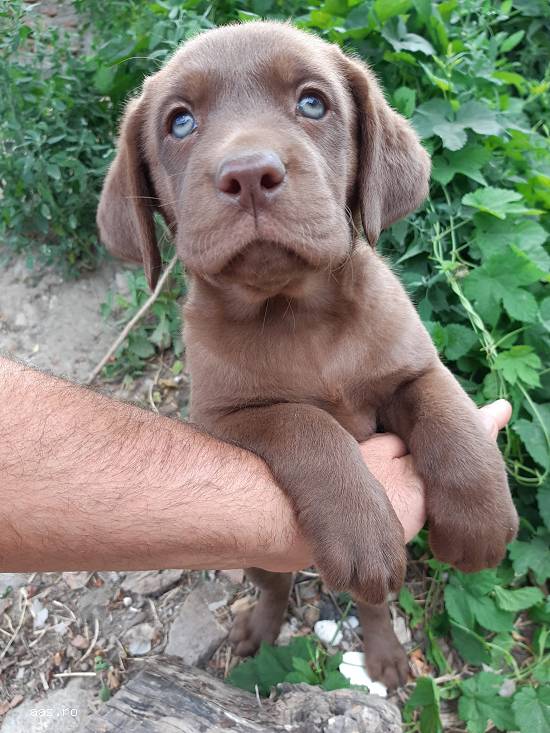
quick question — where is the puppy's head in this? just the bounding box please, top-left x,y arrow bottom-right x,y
98,21 -> 430,297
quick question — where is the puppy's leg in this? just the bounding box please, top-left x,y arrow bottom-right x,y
211,402 -> 406,605
229,568 -> 292,656
382,363 -> 518,571
357,601 -> 408,689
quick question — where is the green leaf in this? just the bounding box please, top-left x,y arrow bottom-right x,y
411,98 -> 453,139
373,0 -> 413,25
432,121 -> 467,151
502,288 -> 539,323
46,163 -> 61,181
451,624 -> 490,665
514,418 -> 550,469
473,216 -> 549,270
405,677 -> 443,733
509,532 -> 550,584
538,480 -> 550,531
455,101 -> 502,136
468,596 -> 515,633
493,585 -> 544,612
321,670 -> 350,691
432,144 -> 490,186
128,333 -> 156,359
445,572 -> 513,632
228,638 -> 320,697
462,187 -> 524,219
291,656 -> 317,683
458,672 -> 516,733
99,684 -> 111,702
500,29 -> 525,53
445,584 -> 475,628
399,586 -> 423,628
494,346 -> 541,387
444,324 -> 479,360
393,86 -> 416,117
227,657 -> 262,694
512,685 -> 550,733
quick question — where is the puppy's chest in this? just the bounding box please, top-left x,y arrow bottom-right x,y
188,324 -> 383,440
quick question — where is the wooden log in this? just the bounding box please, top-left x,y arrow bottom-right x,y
84,656 -> 402,732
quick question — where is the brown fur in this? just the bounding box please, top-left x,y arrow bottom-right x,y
97,21 -> 518,688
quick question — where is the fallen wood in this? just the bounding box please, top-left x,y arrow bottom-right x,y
84,656 -> 402,732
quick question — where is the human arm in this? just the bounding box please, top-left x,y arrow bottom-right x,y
0,356 -> 510,573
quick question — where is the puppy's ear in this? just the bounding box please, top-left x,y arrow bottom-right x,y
97,96 -> 161,289
338,52 -> 431,246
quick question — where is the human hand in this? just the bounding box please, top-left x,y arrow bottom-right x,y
261,400 -> 512,572
360,399 -> 512,542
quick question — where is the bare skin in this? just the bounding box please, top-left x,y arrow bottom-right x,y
0,356 -> 510,573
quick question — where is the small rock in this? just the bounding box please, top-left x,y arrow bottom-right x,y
165,582 -> 227,665
122,596 -> 133,607
31,597 -> 48,629
319,599 -> 339,621
78,586 -> 111,621
0,573 -> 29,596
277,618 -> 300,646
314,619 -> 343,646
121,569 -> 183,596
124,622 -> 157,656
344,616 -> 360,630
62,571 -> 90,590
70,634 -> 89,650
303,606 -> 321,627
391,609 -> 412,646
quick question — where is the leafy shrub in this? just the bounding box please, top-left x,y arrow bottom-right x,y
0,1 -> 114,275
1,1 -> 549,729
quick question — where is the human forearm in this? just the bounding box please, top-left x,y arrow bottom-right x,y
0,356 -> 306,572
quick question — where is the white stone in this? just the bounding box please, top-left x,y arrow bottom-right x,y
314,620 -> 343,646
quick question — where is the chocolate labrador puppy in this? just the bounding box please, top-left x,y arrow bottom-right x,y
97,21 -> 518,687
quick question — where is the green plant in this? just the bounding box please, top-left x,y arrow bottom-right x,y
100,256 -> 186,380
0,1 -> 115,275
227,636 -> 349,694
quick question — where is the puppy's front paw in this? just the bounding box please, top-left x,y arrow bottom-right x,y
313,506 -> 407,605
428,472 -> 518,573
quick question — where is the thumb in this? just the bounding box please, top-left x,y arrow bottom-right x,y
478,399 -> 512,441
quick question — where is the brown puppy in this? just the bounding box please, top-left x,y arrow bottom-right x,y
97,21 -> 518,688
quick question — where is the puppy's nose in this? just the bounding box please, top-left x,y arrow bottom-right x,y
216,151 -> 286,207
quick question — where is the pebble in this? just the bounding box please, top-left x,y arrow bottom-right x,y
124,622 -> 157,656
314,619 -> 343,646
121,569 -> 184,596
165,582 -> 228,666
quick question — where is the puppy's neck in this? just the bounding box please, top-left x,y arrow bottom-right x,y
186,246 -> 373,327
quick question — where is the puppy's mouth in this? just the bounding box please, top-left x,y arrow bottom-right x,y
219,239 -> 311,294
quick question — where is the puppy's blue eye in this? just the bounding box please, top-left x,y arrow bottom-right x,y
171,111 -> 196,139
297,93 -> 326,120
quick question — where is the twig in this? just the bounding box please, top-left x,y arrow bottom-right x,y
0,590 -> 27,660
53,671 -> 97,678
86,255 -> 178,384
78,617 -> 100,666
